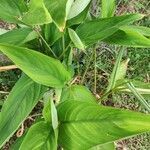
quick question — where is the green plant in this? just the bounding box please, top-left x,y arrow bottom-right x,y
0,0 -> 150,149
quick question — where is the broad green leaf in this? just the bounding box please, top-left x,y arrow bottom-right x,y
0,75 -> 46,148
44,0 -> 74,31
127,82 -> 150,112
101,0 -> 116,18
43,96 -> 58,129
0,28 -> 37,45
68,28 -> 85,50
0,44 -> 71,88
104,28 -> 150,47
76,14 -> 144,47
0,0 -> 27,23
20,121 -> 58,150
60,85 -> 97,103
90,142 -> 115,150
58,100 -> 150,150
67,0 -> 91,19
22,0 -> 52,25
106,48 -> 125,93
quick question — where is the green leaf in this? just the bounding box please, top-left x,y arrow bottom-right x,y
20,121 -> 58,150
0,44 -> 71,88
58,100 -> 150,150
67,0 -> 91,20
60,85 -> 97,103
90,142 -> 115,150
0,28 -> 37,45
104,27 -> 150,47
44,0 -> 74,31
0,75 -> 46,148
0,0 -> 27,23
76,14 -> 144,47
22,0 -> 52,25
101,0 -> 116,18
68,28 -> 85,50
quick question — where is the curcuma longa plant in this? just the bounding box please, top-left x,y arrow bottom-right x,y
0,0 -> 150,149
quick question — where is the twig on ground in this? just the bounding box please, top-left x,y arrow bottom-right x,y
0,65 -> 18,72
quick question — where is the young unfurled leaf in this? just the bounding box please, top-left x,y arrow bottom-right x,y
116,80 -> 150,95
44,0 -> 74,31
0,28 -> 37,45
101,0 -> 116,18
0,0 -> 27,23
104,27 -> 150,47
0,44 -> 71,88
58,100 -> 150,150
0,75 -> 46,148
106,48 -> 125,93
67,0 -> 91,20
127,82 -> 150,112
67,4 -> 89,27
43,96 -> 58,129
120,25 -> 150,37
22,0 -> 52,25
60,85 -> 97,103
76,14 -> 144,47
19,121 -> 58,150
68,28 -> 85,50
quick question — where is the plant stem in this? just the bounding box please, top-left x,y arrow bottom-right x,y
62,35 -> 65,55
81,51 -> 94,84
59,42 -> 71,59
94,46 -> 97,94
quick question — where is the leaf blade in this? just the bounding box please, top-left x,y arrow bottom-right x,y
58,100 -> 150,150
76,14 -> 144,47
0,0 -> 27,23
0,28 -> 37,45
60,85 -> 97,103
104,27 -> 150,47
67,0 -> 91,19
22,0 -> 52,25
20,121 -> 58,150
101,0 -> 116,18
0,44 -> 71,88
0,75 -> 46,148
